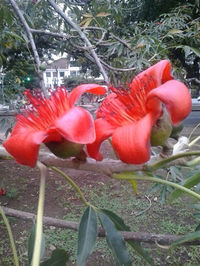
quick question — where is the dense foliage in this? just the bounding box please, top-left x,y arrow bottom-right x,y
0,0 -> 199,103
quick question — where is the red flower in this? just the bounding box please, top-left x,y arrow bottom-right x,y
3,85 -> 106,167
1,188 -> 5,196
87,60 -> 191,164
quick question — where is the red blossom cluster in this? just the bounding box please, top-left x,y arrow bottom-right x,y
1,188 -> 5,196
3,60 -> 191,167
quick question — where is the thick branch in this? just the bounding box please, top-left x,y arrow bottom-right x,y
0,145 -> 145,174
110,33 -> 132,50
0,145 -> 190,175
9,0 -> 47,96
100,58 -> 136,72
47,0 -> 109,84
85,52 -> 137,72
30,28 -> 72,40
2,207 -> 200,246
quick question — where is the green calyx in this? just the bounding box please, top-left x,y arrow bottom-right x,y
170,123 -> 183,140
45,139 -> 84,159
150,110 -> 172,146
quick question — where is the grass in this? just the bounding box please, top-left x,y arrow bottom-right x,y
41,180 -> 200,265
1,168 -> 200,265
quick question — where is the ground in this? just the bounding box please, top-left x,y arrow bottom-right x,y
1,127 -> 200,266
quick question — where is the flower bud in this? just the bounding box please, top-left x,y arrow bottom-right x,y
150,110 -> 172,146
46,139 -> 84,159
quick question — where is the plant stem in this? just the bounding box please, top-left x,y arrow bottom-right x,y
189,136 -> 200,147
0,206 -> 19,266
31,162 -> 47,266
50,166 -> 89,206
149,151 -> 200,170
112,173 -> 200,201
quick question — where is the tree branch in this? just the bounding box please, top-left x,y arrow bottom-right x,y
0,145 -> 193,175
2,206 -> 200,246
85,52 -> 137,72
47,0 -> 109,84
30,28 -> 72,40
110,33 -> 132,50
9,0 -> 47,96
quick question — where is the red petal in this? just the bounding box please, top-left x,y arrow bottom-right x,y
68,84 -> 107,106
147,80 -> 191,124
112,113 -> 154,164
134,59 -> 173,87
54,106 -> 95,144
128,60 -> 173,111
87,118 -> 116,160
3,123 -> 46,167
43,128 -> 63,143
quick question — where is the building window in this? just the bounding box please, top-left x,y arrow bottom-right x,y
53,72 -> 58,77
70,71 -> 77,77
46,72 -> 51,77
60,72 -> 64,77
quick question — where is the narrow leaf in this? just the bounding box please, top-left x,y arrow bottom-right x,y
96,12 -> 110,17
195,224 -> 200,232
188,47 -> 200,57
100,209 -> 130,231
160,186 -> 167,205
83,13 -> 93,18
4,30 -> 25,42
168,172 -> 200,203
168,29 -> 183,34
98,212 -> 131,266
100,209 -> 154,265
77,206 -> 97,266
40,249 -> 69,266
80,18 -> 93,29
129,179 -> 138,194
171,230 -> 200,247
127,241 -> 154,266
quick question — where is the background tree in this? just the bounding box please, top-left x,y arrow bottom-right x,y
1,0 -> 200,101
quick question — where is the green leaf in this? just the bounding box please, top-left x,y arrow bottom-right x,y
4,31 -> 24,42
100,209 -> 154,266
188,46 -> 200,57
195,224 -> 200,232
147,183 -> 162,194
40,249 -> 69,266
77,206 -> 97,266
178,45 -> 200,58
98,212 -> 131,266
100,209 -> 131,231
168,29 -> 183,34
129,179 -> 138,195
168,172 -> 200,203
160,186 -> 167,205
127,241 -> 154,266
171,230 -> 200,247
27,224 -> 45,265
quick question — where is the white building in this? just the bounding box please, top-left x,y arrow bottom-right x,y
43,58 -> 80,88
